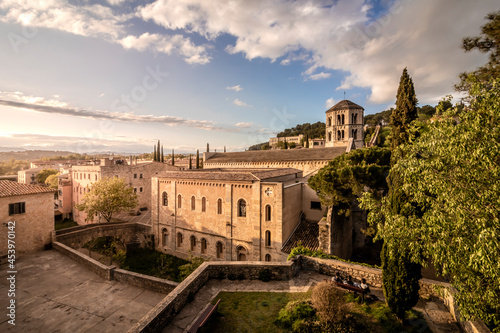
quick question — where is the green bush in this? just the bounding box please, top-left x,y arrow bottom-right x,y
274,300 -> 316,330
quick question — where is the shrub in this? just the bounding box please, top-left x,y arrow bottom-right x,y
274,300 -> 316,330
178,255 -> 204,280
311,281 -> 347,323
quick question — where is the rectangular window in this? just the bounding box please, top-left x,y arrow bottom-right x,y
134,174 -> 137,178
139,187 -> 143,192
9,202 -> 25,215
140,174 -> 143,178
310,201 -> 322,210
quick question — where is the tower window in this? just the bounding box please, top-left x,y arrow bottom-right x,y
238,199 -> 246,217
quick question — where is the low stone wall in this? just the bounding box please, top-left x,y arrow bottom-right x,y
127,260 -> 298,333
53,242 -> 112,280
55,222 -> 152,249
113,269 -> 178,294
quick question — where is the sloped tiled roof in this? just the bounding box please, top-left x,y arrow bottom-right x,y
157,168 -> 302,182
326,100 -> 364,112
281,219 -> 319,253
204,147 -> 346,164
0,180 -> 56,198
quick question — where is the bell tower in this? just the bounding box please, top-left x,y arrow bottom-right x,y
325,100 -> 364,149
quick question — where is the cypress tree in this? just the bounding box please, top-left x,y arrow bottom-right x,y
196,149 -> 200,169
153,145 -> 157,162
171,149 -> 175,166
383,68 -> 421,323
207,143 -> 209,152
157,140 -> 161,162
390,67 -> 418,153
224,146 -> 226,153
283,137 -> 288,149
189,154 -> 192,169
161,145 -> 164,163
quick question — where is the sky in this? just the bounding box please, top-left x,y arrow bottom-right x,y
0,0 -> 497,154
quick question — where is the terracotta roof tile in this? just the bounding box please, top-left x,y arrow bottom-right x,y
326,100 -> 364,112
157,168 -> 302,182
0,180 -> 56,198
281,219 -> 319,253
205,147 -> 346,164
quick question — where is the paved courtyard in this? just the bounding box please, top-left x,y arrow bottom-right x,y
0,250 -> 166,333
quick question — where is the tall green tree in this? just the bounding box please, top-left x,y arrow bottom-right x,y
153,145 -> 157,162
188,154 -> 192,169
157,140 -> 161,162
161,145 -> 164,163
196,149 -> 200,169
44,173 -> 60,189
76,177 -> 138,223
390,67 -> 418,152
366,78 -> 500,330
171,149 -> 175,166
456,11 -> 500,93
380,68 -> 421,322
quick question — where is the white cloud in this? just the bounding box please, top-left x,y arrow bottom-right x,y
137,0 -> 497,104
226,85 -> 243,92
0,0 -> 211,65
307,72 -> 331,81
0,91 -> 239,132
233,99 -> 251,107
235,122 -> 252,128
325,98 -> 337,109
119,33 -> 211,64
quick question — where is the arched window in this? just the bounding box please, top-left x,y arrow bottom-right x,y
162,228 -> 168,246
265,254 -> 271,262
337,130 -> 341,140
162,192 -> 168,206
341,130 -> 345,139
217,198 -> 222,215
327,117 -> 331,126
177,233 -> 183,247
202,197 -> 206,212
190,235 -> 196,251
337,115 -> 341,125
265,205 -> 271,221
341,114 -> 345,124
216,241 -> 223,259
265,230 -> 271,247
328,132 -> 332,142
191,196 -> 196,210
238,199 -> 246,217
201,238 -> 207,254
178,194 -> 182,208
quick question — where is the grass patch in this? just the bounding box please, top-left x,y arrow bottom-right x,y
201,291 -> 311,333
122,247 -> 189,282
201,289 -> 432,333
55,219 -> 78,230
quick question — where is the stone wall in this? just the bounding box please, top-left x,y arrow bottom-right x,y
53,242 -> 113,280
127,260 -> 297,333
113,269 -> 178,294
55,221 -> 152,249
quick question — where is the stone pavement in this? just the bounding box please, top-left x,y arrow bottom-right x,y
0,250 -> 166,333
113,210 -> 152,225
164,270 -> 461,333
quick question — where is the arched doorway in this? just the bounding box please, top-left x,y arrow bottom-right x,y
236,246 -> 247,261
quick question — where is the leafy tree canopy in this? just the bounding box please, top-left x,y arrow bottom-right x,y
308,147 -> 391,216
35,168 -> 59,183
44,173 -> 59,189
456,11 -> 500,93
277,121 -> 326,139
76,177 -> 138,223
361,78 -> 500,329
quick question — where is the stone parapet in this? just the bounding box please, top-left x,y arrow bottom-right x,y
53,242 -> 112,280
113,269 -> 178,294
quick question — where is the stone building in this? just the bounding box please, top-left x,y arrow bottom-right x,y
56,174 -> 73,220
269,134 -> 304,149
72,158 -> 176,224
325,100 -> 364,149
0,180 -> 55,256
152,168 -> 327,262
17,166 -> 46,185
203,147 -> 346,175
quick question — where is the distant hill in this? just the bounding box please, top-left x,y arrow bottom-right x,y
277,121 -> 326,139
364,105 -> 437,126
0,150 -> 76,162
